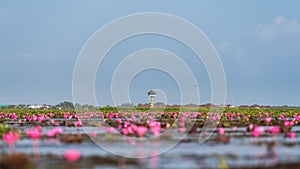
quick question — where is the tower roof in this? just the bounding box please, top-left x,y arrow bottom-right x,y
148,90 -> 156,96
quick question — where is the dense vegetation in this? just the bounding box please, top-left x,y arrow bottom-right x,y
1,106 -> 300,117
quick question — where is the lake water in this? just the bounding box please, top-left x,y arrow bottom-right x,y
1,123 -> 300,169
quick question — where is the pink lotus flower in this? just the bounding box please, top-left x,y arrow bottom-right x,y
148,121 -> 161,136
3,132 -> 20,146
25,127 -> 43,160
121,128 -> 129,135
248,123 -> 254,131
126,126 -> 134,134
284,121 -> 289,127
178,127 -> 186,133
32,116 -> 37,121
124,121 -> 130,128
26,127 -> 42,140
46,127 -> 63,137
50,119 -> 55,124
38,117 -> 44,123
88,131 -> 97,137
284,120 -> 294,126
63,114 -> 68,119
10,113 -> 17,120
106,127 -> 116,133
294,115 -> 300,121
210,116 -> 217,121
64,149 -> 81,162
285,132 -> 296,138
116,118 -> 122,124
251,126 -> 264,137
179,122 -> 185,127
179,117 -> 186,122
136,126 -> 147,137
268,126 -> 280,134
99,125 -> 105,130
108,114 -> 114,119
218,128 -> 225,135
264,117 -> 272,123
232,126 -> 237,131
74,120 -> 82,127
46,130 -> 55,137
251,131 -> 260,137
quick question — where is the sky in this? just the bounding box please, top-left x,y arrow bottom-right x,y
0,1 -> 300,106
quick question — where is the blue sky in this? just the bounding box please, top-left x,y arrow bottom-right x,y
0,1 -> 300,106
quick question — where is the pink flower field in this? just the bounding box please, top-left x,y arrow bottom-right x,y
1,109 -> 300,169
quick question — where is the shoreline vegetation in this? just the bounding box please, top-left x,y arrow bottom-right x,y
1,101 -> 300,115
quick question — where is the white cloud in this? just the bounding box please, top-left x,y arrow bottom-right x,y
256,16 -> 300,40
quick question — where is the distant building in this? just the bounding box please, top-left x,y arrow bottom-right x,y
0,104 -> 10,108
250,104 -> 261,109
239,105 -> 250,108
147,90 -> 156,108
28,104 -> 49,109
220,104 -> 235,108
